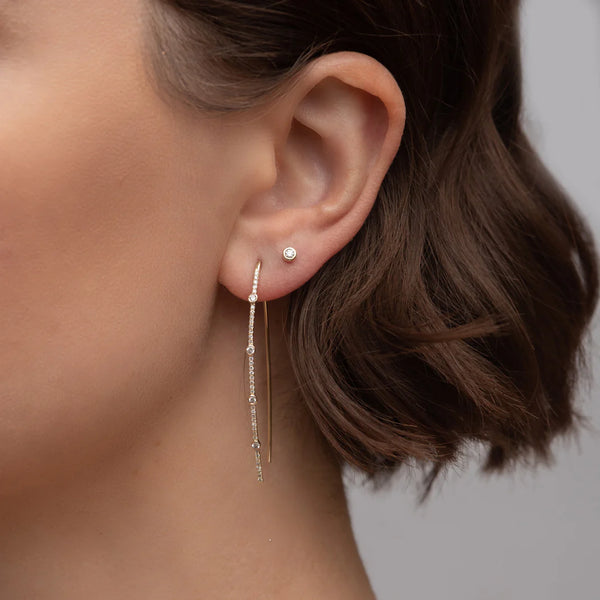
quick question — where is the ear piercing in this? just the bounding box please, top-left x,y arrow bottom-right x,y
282,247 -> 297,262
245,246 -> 297,482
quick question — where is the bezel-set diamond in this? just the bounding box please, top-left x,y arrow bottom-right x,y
282,247 -> 297,262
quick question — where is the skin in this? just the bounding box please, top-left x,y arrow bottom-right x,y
0,1 -> 405,598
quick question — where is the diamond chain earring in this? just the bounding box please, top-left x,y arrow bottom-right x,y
245,248 -> 296,482
245,261 -> 265,481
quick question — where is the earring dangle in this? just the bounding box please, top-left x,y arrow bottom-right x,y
246,260 -> 273,482
245,248 -> 296,481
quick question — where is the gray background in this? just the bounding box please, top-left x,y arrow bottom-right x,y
346,1 -> 600,598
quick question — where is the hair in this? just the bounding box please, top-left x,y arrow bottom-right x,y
142,0 -> 599,502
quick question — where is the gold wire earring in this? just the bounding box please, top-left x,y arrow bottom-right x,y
245,248 -> 296,482
245,259 -> 273,482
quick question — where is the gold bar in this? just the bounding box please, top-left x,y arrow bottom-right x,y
263,300 -> 272,463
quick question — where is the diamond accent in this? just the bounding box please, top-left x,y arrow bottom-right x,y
282,247 -> 297,262
246,260 -> 264,482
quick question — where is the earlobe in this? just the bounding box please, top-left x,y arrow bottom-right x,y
218,51 -> 405,303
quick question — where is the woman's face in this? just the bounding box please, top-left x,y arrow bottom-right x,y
0,0 -> 240,496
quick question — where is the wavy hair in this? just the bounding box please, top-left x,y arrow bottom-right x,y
142,0 -> 599,501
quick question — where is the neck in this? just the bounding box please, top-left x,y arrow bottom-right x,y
0,287 -> 375,600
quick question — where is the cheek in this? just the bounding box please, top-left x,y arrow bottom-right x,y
0,58 -> 219,495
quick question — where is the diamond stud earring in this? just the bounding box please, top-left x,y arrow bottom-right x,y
282,247 -> 297,262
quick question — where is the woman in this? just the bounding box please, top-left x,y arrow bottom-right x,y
1,0 -> 597,598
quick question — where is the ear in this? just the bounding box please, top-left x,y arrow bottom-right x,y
218,50 -> 406,301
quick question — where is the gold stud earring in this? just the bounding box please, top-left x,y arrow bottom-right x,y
282,247 -> 297,262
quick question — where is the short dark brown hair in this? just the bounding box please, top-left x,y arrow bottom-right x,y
143,0 -> 599,502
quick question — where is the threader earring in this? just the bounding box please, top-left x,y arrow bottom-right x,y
245,247 -> 296,482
